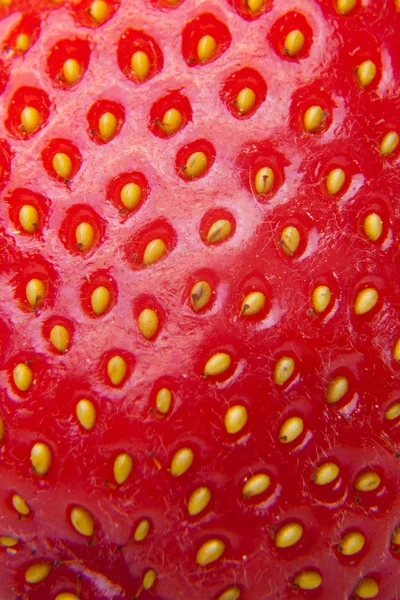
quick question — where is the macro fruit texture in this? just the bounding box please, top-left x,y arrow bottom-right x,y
0,0 -> 400,599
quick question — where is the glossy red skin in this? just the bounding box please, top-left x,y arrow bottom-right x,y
0,1 -> 400,599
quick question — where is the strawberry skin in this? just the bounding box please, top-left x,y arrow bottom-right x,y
1,0 -> 400,599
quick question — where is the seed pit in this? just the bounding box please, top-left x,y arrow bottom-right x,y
106,170 -> 149,220
117,29 -> 163,83
42,316 -> 74,353
176,139 -> 215,181
59,204 -> 105,256
181,13 -> 232,67
227,0 -> 271,20
87,99 -> 125,144
6,188 -> 50,235
72,0 -> 119,27
13,255 -> 57,312
237,140 -> 287,201
47,38 -> 91,88
133,294 -> 165,341
125,218 -> 176,270
200,209 -> 236,246
80,270 -> 117,318
41,138 -> 82,182
268,12 -> 313,62
5,86 -> 51,139
4,14 -> 41,55
149,90 -> 192,139
220,67 -> 267,120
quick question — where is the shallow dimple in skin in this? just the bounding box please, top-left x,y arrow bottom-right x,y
0,0 -> 399,599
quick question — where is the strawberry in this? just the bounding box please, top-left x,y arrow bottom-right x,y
0,0 -> 400,599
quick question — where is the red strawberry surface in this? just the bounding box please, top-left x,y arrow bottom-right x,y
0,0 -> 400,598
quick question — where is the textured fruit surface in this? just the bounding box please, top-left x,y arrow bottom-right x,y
0,0 -> 400,599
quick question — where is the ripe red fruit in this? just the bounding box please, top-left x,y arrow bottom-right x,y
1,0 -> 400,599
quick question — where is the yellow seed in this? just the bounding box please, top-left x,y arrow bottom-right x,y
170,447 -> 194,476
138,308 -> 159,340
326,375 -> 348,404
284,30 -> 305,57
0,536 -> 18,547
217,587 -> 241,600
121,182 -> 141,210
191,281 -> 212,312
337,0 -> 356,13
156,387 -> 172,414
204,352 -> 231,376
241,291 -> 265,316
274,356 -> 295,385
236,88 -> 256,114
363,213 -> 382,241
275,522 -> 303,548
354,471 -> 381,492
339,531 -> 365,555
70,506 -> 94,536
52,152 -> 72,179
19,205 -> 39,233
113,452 -> 133,484
280,226 -> 300,256
13,363 -> 33,392
224,405 -> 248,434
0,0 -> 12,5
91,286 -> 110,316
62,58 -> 81,84
20,106 -> 41,133
326,168 -> 345,195
278,416 -> 304,443
313,462 -> 340,485
26,278 -> 45,308
354,578 -> 379,599
196,539 -> 225,565
162,108 -> 183,134
207,219 -> 231,243
197,35 -> 217,62
247,0 -> 264,12
254,166 -> 274,194
76,399 -> 96,430
356,60 -> 377,87
394,338 -> 400,361
99,112 -> 118,140
391,525 -> 400,545
89,0 -> 109,23
75,222 -> 95,251
25,562 -> 51,584
55,595 -> 80,600
107,355 -> 127,386
294,571 -> 322,590
143,239 -> 167,265
304,105 -> 324,132
312,285 -> 331,313
188,486 -> 211,515
143,569 -> 156,590
184,151 -> 208,179
385,403 -> 400,420
50,325 -> 69,352
30,442 -> 52,476
242,473 -> 270,498
354,287 -> 378,315
134,519 -> 150,541
12,494 -> 30,515
380,131 -> 399,155
131,50 -> 150,81
16,33 -> 31,51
